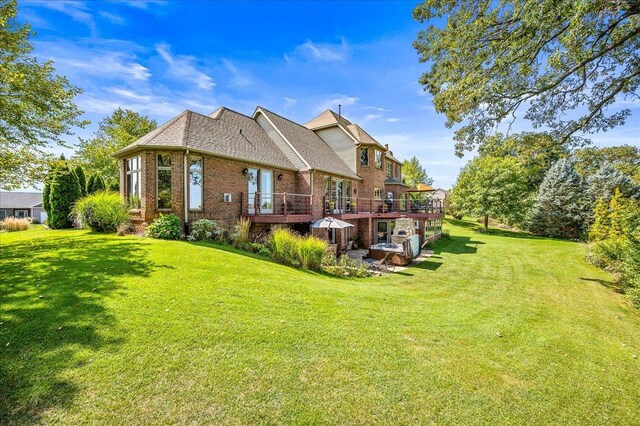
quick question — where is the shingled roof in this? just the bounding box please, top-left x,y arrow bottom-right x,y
255,107 -> 360,180
114,108 -> 297,170
0,191 -> 42,208
305,109 -> 387,150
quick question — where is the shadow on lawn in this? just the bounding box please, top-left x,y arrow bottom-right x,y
0,231 -> 156,425
445,217 -> 545,240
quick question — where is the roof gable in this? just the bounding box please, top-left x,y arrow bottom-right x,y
256,107 -> 360,179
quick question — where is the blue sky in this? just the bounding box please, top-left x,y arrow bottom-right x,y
18,0 -> 640,189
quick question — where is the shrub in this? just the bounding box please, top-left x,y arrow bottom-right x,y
297,236 -> 327,271
72,191 -> 129,233
75,165 -> 87,196
1,217 -> 30,232
146,214 -> 181,240
49,166 -> 82,229
250,242 -> 271,257
188,219 -> 219,241
87,174 -> 106,194
586,237 -> 629,272
230,217 -> 251,250
270,227 -> 300,267
322,253 -> 370,277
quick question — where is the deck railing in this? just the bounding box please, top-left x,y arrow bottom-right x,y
324,196 -> 443,215
243,192 -> 312,216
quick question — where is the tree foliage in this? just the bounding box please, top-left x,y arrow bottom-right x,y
413,0 -> 640,155
48,165 -> 82,229
401,155 -> 433,187
87,173 -> 106,194
75,108 -> 156,188
479,132 -> 569,191
587,162 -> 639,204
590,189 -> 640,241
528,159 -> 589,239
573,145 -> 640,182
0,0 -> 86,189
451,156 -> 530,229
74,165 -> 87,197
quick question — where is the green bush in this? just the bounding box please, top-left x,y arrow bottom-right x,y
230,217 -> 251,250
250,242 -> 271,257
147,214 -> 181,240
297,236 -> 327,271
322,253 -> 369,277
49,166 -> 82,229
586,237 -> 629,272
270,227 -> 300,267
75,165 -> 87,196
188,219 -> 220,241
87,174 -> 106,194
72,191 -> 129,233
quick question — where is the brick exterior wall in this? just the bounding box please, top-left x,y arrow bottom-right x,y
118,144 -> 440,246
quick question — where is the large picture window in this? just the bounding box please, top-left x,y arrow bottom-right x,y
157,153 -> 172,210
360,147 -> 369,166
189,156 -> 203,210
375,150 -> 382,169
126,156 -> 141,209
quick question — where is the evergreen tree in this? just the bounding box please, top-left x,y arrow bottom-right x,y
86,174 -> 95,194
87,173 -> 106,194
48,166 -> 82,229
74,165 -> 87,196
42,181 -> 51,217
587,163 -> 639,203
529,159 -> 589,240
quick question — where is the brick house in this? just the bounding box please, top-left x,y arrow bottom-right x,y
113,106 -> 444,247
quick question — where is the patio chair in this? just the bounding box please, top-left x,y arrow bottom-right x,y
368,252 -> 396,273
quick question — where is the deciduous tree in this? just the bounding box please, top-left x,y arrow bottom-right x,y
0,0 -> 86,189
75,108 -> 156,188
413,0 -> 640,156
451,156 -> 530,229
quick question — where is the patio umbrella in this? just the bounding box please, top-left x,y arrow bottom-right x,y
310,217 -> 353,229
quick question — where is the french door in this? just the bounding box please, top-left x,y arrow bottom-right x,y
247,168 -> 273,214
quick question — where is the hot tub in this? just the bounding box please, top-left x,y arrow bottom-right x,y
368,243 -> 412,266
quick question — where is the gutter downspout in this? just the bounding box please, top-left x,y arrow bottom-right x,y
184,150 -> 189,234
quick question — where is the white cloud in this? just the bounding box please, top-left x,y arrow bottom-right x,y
156,43 -> 215,90
222,59 -> 254,87
284,97 -> 298,108
30,0 -> 96,33
387,118 -> 401,123
107,87 -> 151,102
314,94 -> 359,113
290,38 -> 350,63
363,113 -> 382,122
98,11 -> 126,25
35,41 -> 151,81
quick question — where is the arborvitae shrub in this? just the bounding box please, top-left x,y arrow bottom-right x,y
48,166 -> 82,229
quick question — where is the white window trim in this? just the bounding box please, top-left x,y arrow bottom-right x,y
189,156 -> 204,211
156,153 -> 172,211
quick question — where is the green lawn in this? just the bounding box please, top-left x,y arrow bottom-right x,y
1,219 -> 639,424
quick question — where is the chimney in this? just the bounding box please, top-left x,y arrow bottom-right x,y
338,104 -> 342,117
385,144 -> 389,150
